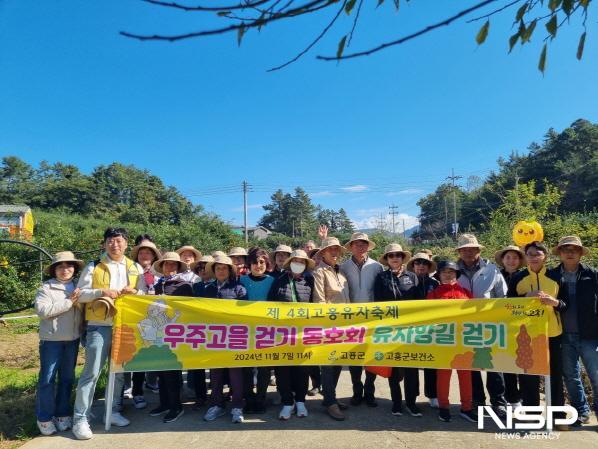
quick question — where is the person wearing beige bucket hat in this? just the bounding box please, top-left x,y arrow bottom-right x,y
72,228 -> 148,440
34,251 -> 84,436
340,232 -> 383,407
454,233 -> 509,419
270,244 -> 293,278
175,245 -> 202,283
494,245 -> 525,288
547,235 -> 598,425
312,237 -> 350,420
228,246 -> 249,277
131,239 -> 162,296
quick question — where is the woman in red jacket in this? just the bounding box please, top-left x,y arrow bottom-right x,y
427,261 -> 477,423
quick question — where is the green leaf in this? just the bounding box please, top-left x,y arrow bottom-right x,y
515,3 -> 528,22
546,14 -> 557,38
237,25 -> 246,47
562,0 -> 573,15
577,32 -> 586,60
217,11 -> 231,17
393,0 -> 400,11
508,32 -> 520,52
521,20 -> 537,43
345,0 -> 357,15
580,0 -> 590,8
336,35 -> 347,59
548,0 -> 562,11
377,0 -> 385,6
476,20 -> 490,45
538,43 -> 547,74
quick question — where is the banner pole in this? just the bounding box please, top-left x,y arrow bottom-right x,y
105,369 -> 115,431
544,375 -> 552,431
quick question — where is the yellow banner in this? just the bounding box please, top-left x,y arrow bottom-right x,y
110,295 -> 550,375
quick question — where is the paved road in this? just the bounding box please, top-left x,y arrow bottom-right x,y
22,370 -> 597,449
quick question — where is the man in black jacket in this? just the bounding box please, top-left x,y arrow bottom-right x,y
547,236 -> 598,425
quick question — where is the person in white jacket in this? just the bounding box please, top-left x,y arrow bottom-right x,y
34,251 -> 84,436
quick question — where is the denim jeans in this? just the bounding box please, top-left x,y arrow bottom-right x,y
73,325 -> 124,422
562,332 -> 598,415
35,339 -> 80,422
321,366 -> 342,407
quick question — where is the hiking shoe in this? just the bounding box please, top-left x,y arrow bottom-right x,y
37,420 -> 57,436
107,412 -> 130,427
429,398 -> 439,409
438,408 -> 451,422
296,402 -> 308,418
72,419 -> 93,440
391,403 -> 403,416
405,403 -> 423,417
337,400 -> 349,410
491,405 -> 507,420
327,404 -> 345,421
231,408 -> 244,423
55,416 -> 72,431
579,412 -> 591,424
279,405 -> 293,420
149,405 -> 169,417
460,409 -> 478,423
204,405 -> 226,421
307,387 -> 320,396
133,395 -> 147,409
163,408 -> 184,423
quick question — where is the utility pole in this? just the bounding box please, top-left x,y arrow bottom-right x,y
377,213 -> 385,233
446,169 -> 462,238
389,204 -> 399,235
403,218 -> 406,240
242,181 -> 251,243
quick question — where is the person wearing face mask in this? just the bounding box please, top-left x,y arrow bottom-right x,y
269,244 -> 292,278
406,252 -> 440,409
240,247 -> 275,414
267,249 -> 315,420
34,252 -> 84,436
312,237 -> 351,420
149,252 -> 193,424
374,244 -> 421,417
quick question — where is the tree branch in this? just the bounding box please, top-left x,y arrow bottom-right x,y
141,0 -> 272,12
466,0 -> 524,23
347,0 -> 364,46
317,0 -> 500,61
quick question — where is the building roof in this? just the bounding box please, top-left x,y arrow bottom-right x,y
0,205 -> 31,214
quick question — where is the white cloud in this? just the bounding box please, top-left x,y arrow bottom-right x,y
351,212 -> 419,232
385,188 -> 424,196
311,191 -> 335,197
231,204 -> 263,212
341,184 -> 368,193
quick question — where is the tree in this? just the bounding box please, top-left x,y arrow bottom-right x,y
121,0 -> 593,72
259,187 -> 318,237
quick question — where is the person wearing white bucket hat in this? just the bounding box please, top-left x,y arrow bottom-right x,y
455,233 -> 508,419
270,244 -> 293,278
228,246 -> 249,277
34,251 -> 84,436
340,232 -> 383,407
548,235 -> 598,426
175,245 -> 202,283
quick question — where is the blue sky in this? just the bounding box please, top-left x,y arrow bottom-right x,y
1,1 -> 596,231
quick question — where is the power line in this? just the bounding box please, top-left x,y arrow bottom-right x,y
389,204 -> 399,235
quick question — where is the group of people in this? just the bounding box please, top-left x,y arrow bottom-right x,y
33,225 -> 598,440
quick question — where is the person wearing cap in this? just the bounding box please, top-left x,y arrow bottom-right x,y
149,252 -> 193,424
340,232 -> 384,407
455,233 -> 508,418
494,244 -> 525,407
202,255 -> 247,424
270,244 -> 292,278
267,249 -> 314,420
240,248 -> 275,414
175,245 -> 202,284
34,252 -> 84,436
128,237 -> 163,408
374,244 -> 420,415
507,241 -> 568,428
228,247 -> 249,277
72,228 -> 147,440
406,252 -> 441,409
548,235 -> 598,425
426,261 -> 476,423
312,237 -> 350,420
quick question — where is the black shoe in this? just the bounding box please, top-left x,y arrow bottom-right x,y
350,396 -> 363,406
392,403 -> 403,416
163,408 -> 184,423
307,387 -> 320,397
149,406 -> 169,417
405,403 -> 423,417
438,408 -> 451,422
337,400 -> 349,410
460,409 -> 477,423
365,397 -> 378,408
491,405 -> 507,421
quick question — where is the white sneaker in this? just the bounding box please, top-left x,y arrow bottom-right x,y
295,402 -> 308,418
279,405 -> 293,420
133,395 -> 147,409
509,401 -> 522,410
204,405 -> 226,421
55,416 -> 72,431
231,408 -> 244,423
123,387 -> 133,399
429,398 -> 439,409
37,420 -> 57,436
108,412 -> 130,427
72,419 -> 93,440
